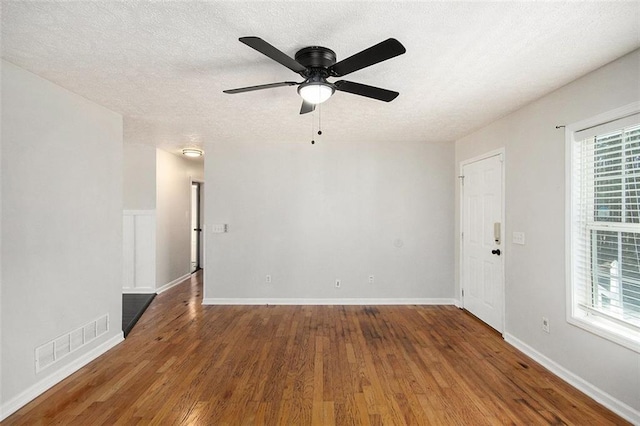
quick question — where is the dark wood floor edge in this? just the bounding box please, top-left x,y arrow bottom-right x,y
123,294 -> 156,338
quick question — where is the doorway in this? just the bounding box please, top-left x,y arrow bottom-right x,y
460,151 -> 505,332
191,182 -> 202,273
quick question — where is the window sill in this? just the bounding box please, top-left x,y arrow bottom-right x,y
568,310 -> 640,354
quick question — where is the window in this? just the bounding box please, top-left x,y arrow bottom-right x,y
567,103 -> 640,352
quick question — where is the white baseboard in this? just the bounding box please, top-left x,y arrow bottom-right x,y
156,273 -> 191,294
0,333 -> 124,421
122,287 -> 156,294
504,333 -> 640,425
202,298 -> 457,306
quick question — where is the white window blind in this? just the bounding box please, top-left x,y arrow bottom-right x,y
570,117 -> 640,349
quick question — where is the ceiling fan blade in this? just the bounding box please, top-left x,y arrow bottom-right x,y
239,37 -> 307,74
300,100 -> 316,115
329,38 -> 406,77
334,80 -> 399,102
223,81 -> 299,94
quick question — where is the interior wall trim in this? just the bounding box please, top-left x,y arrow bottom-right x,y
156,273 -> 191,294
504,333 -> 640,425
122,210 -> 156,291
202,298 -> 457,306
0,333 -> 124,422
122,288 -> 156,294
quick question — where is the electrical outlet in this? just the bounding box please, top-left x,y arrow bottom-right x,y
368,275 -> 375,284
542,317 -> 550,333
335,279 -> 341,288
265,275 -> 271,284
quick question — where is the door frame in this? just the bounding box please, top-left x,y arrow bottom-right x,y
190,180 -> 203,273
459,148 -> 506,334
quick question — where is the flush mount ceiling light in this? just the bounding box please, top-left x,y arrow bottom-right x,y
297,81 -> 335,105
182,148 -> 203,157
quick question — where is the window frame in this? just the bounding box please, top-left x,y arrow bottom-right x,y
566,101 -> 640,354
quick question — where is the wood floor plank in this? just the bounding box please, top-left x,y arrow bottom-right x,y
3,271 -> 631,425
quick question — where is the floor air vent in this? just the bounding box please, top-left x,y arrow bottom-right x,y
35,314 -> 109,373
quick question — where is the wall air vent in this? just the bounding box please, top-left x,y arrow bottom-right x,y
35,314 -> 109,373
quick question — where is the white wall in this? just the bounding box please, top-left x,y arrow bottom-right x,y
1,61 -> 123,417
204,140 -> 454,303
122,144 -> 156,293
0,59 -> 4,414
199,182 -> 205,268
155,149 -> 200,290
184,157 -> 204,182
455,50 -> 640,418
123,144 -> 156,210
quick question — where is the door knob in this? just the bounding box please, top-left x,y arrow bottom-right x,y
491,249 -> 501,256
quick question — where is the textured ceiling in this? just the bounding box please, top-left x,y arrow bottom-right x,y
2,1 -> 640,154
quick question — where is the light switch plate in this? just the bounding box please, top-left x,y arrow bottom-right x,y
513,232 -> 525,245
212,224 -> 228,233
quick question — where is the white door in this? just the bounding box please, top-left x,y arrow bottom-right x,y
462,154 -> 504,332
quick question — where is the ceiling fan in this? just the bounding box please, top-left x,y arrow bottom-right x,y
223,37 -> 406,114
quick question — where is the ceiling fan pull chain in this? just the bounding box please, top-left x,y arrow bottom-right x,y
317,103 -> 323,137
311,109 -> 316,145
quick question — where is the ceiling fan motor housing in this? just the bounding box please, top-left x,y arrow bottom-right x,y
295,46 -> 336,77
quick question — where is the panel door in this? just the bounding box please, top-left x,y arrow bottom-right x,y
462,154 -> 504,332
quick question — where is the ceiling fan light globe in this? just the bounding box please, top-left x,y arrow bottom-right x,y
298,82 -> 334,104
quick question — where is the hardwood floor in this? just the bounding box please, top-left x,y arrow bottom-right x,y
5,271 -> 628,425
